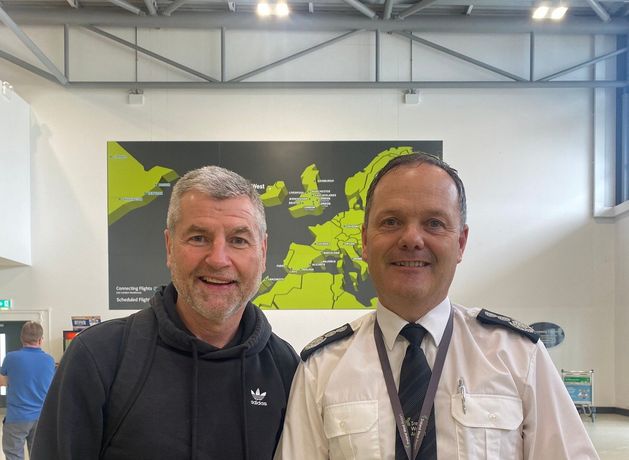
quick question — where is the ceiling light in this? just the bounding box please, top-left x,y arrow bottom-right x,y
532,6 -> 549,19
257,2 -> 271,16
275,2 -> 289,16
257,1 -> 289,17
550,6 -> 567,19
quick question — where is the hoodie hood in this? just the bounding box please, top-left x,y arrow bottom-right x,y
150,283 -> 272,358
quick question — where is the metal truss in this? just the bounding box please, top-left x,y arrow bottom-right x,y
0,4 -> 628,89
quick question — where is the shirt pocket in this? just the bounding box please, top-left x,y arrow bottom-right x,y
323,400 -> 380,460
451,393 -> 523,460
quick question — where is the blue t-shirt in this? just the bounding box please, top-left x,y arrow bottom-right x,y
1,347 -> 55,422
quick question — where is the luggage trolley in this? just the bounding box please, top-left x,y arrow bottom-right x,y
561,369 -> 595,422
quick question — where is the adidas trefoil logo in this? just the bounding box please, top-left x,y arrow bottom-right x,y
250,388 -> 268,406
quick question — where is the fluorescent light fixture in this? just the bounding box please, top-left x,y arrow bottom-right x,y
257,2 -> 271,16
533,6 -> 549,19
551,6 -> 567,19
275,1 -> 289,16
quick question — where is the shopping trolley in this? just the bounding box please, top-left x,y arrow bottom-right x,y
561,369 -> 595,422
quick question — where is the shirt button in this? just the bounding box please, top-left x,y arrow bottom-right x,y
340,421 -> 347,429
488,413 -> 497,420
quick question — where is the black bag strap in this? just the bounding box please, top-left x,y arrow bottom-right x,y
100,308 -> 159,458
267,338 -> 297,399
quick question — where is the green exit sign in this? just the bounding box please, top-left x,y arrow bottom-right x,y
0,299 -> 12,309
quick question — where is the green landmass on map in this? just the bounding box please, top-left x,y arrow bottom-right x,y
309,209 -> 368,279
260,181 -> 288,207
283,243 -> 324,272
255,273 -> 378,310
255,146 -> 414,309
289,164 -> 324,218
108,142 -> 179,225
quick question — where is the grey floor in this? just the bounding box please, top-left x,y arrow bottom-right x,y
584,414 -> 629,460
0,413 -> 625,459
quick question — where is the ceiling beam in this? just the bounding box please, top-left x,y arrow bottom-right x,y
144,0 -> 158,15
108,0 -> 146,16
383,0 -> 395,20
398,0 -> 441,20
4,9 -> 629,35
163,0 -> 189,16
396,31 -> 527,81
59,80 -> 629,89
0,5 -> 68,84
585,0 -> 611,22
231,29 -> 362,81
340,0 -> 378,19
86,26 -> 219,82
0,49 -> 60,84
538,46 -> 627,81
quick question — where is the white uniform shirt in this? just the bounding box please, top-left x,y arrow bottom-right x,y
275,299 -> 599,460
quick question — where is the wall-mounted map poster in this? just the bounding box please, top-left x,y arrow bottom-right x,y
108,141 -> 442,310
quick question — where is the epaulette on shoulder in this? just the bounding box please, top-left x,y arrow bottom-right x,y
476,309 -> 539,343
300,324 -> 354,361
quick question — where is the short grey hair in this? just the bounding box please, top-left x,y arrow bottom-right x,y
166,166 -> 266,237
364,152 -> 467,228
21,321 -> 44,345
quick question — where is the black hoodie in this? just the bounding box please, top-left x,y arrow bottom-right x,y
32,284 -> 299,460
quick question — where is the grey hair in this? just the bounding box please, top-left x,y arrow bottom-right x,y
21,321 -> 44,345
364,152 -> 467,228
166,165 -> 266,237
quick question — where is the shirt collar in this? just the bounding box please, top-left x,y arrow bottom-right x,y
376,297 -> 451,351
22,346 -> 42,351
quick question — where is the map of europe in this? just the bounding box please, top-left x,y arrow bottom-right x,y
107,141 -> 442,309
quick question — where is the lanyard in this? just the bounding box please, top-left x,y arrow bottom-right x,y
374,308 -> 454,460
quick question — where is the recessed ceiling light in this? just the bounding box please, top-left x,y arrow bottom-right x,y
551,6 -> 568,20
533,6 -> 549,19
257,2 -> 272,16
275,2 -> 290,17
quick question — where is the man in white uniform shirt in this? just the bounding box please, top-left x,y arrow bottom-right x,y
275,153 -> 599,460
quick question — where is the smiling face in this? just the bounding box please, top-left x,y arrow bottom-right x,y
165,191 -> 267,325
361,163 -> 468,321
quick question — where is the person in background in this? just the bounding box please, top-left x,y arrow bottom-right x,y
275,153 -> 599,460
32,166 -> 299,459
0,321 -> 55,460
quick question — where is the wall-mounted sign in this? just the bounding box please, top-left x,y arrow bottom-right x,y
0,299 -> 12,309
530,322 -> 565,348
107,140 -> 443,311
71,316 -> 101,331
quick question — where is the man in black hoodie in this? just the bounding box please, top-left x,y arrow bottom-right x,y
32,166 -> 299,460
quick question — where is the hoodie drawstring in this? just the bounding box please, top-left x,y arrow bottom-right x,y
190,342 -> 199,460
240,348 -> 250,460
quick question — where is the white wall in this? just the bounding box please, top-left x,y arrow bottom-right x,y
0,82 -> 31,266
0,25 -> 621,406
616,212 -> 629,409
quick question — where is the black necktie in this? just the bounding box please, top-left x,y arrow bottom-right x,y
395,324 -> 437,460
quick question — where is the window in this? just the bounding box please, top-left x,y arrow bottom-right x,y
616,36 -> 628,206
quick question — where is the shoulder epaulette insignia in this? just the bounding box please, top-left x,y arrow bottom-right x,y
300,324 -> 354,361
477,309 -> 539,343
